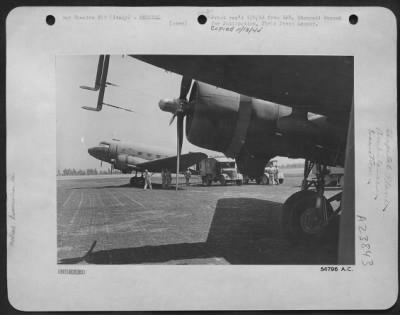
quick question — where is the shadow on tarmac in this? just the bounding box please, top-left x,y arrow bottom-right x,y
59,198 -> 338,265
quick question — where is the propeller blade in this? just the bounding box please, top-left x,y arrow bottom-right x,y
177,113 -> 184,155
169,113 -> 177,125
179,76 -> 192,100
175,113 -> 184,191
105,81 -> 119,87
79,55 -> 105,91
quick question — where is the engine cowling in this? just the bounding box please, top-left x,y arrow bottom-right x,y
185,82 -> 240,152
184,81 -> 347,178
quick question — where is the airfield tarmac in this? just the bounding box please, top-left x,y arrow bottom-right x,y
57,172 -> 340,265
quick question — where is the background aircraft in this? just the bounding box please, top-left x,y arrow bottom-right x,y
88,139 -> 207,185
81,55 -> 354,263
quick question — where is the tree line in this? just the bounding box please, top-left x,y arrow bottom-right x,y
57,168 -> 121,176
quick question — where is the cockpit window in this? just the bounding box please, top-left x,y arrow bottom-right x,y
99,142 -> 110,149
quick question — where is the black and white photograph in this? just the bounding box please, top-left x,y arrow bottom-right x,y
57,55 -> 355,265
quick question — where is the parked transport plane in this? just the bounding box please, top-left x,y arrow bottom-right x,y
88,139 -> 207,185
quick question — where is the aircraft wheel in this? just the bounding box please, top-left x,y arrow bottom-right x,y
282,190 -> 333,242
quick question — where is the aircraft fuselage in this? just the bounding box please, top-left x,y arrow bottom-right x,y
88,140 -> 174,173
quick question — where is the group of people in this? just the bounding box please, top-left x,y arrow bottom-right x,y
143,168 -> 192,190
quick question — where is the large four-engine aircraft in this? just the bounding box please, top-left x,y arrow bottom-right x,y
81,55 -> 354,263
88,139 -> 207,185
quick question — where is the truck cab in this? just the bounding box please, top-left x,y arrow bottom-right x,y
200,157 -> 244,186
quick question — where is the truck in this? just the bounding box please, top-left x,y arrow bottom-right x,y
199,157 -> 244,186
263,160 -> 284,184
243,159 -> 284,184
310,165 -> 344,187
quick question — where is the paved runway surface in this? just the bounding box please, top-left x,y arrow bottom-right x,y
58,174 -> 340,264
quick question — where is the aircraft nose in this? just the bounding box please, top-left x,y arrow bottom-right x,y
88,147 -> 96,157
88,147 -> 103,159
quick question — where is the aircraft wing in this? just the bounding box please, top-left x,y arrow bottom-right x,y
131,55 -> 353,124
133,152 -> 207,173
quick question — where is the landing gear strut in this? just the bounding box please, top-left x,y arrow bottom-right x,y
129,171 -> 145,186
282,160 -> 341,242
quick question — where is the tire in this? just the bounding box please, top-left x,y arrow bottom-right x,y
137,178 -> 144,186
207,179 -> 212,186
219,175 -> 226,186
279,178 -> 284,184
282,190 -> 333,242
261,175 -> 269,185
236,180 -> 242,185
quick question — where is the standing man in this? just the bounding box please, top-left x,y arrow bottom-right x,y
144,169 -> 152,190
272,165 -> 279,185
161,168 -> 166,189
184,169 -> 191,186
166,169 -> 172,188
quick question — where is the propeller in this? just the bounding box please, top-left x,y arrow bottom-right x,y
159,76 -> 193,190
80,55 -> 133,113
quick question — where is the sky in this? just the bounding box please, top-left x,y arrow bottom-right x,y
56,55 -> 303,170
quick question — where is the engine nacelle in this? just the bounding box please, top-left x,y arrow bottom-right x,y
186,82 -> 240,152
185,81 -> 347,177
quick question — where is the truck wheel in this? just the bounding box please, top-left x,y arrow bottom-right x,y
261,175 -> 269,185
207,179 -> 212,186
236,180 -> 242,185
219,176 -> 226,186
282,190 -> 333,242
